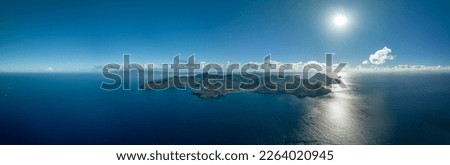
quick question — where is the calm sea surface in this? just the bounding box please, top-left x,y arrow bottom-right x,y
0,72 -> 449,144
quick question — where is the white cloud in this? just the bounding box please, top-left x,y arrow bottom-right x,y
348,64 -> 450,72
362,60 -> 369,65
46,67 -> 54,72
366,47 -> 394,65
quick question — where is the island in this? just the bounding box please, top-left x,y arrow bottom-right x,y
142,72 -> 342,99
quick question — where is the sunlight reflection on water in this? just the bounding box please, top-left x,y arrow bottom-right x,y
290,72 -> 391,144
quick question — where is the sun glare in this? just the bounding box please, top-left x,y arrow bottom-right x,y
333,15 -> 348,27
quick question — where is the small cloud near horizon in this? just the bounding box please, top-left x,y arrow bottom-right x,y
46,67 -> 55,72
363,47 -> 395,65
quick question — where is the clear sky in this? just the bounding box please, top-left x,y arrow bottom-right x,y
1,0 -> 450,72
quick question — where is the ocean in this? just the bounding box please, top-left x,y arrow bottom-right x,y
0,72 -> 450,144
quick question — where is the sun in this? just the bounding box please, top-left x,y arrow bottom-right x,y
333,15 -> 348,27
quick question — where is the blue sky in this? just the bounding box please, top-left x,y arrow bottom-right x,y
1,0 -> 450,72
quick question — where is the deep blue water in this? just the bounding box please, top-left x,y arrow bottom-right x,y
0,72 -> 450,144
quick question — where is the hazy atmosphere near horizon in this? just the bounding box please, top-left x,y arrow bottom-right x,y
1,0 -> 450,145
